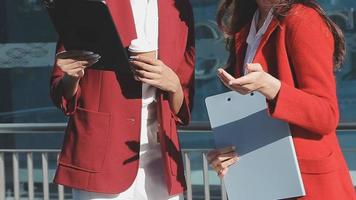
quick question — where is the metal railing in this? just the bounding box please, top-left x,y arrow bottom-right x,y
0,122 -> 356,200
182,149 -> 228,200
0,150 -> 62,200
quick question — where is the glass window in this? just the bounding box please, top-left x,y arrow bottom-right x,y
317,0 -> 356,122
0,0 -> 64,123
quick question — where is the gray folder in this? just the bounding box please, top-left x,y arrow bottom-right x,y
205,91 -> 305,200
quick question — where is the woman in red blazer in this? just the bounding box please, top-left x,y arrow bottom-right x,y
208,0 -> 356,199
50,0 -> 194,199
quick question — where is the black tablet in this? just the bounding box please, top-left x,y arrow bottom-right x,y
45,0 -> 130,71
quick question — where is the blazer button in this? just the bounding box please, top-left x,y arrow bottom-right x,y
128,118 -> 135,124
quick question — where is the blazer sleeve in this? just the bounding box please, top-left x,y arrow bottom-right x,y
269,11 -> 339,135
171,6 -> 195,126
50,41 -> 81,116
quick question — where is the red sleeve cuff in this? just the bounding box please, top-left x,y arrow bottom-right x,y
171,91 -> 191,126
60,86 -> 81,116
268,82 -> 293,119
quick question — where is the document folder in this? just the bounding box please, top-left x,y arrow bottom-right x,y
206,91 -> 305,200
45,0 -> 130,71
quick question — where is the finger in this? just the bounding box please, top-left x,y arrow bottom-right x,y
217,68 -> 235,82
217,72 -> 231,86
210,159 -> 222,171
213,156 -> 239,177
217,76 -> 251,94
135,69 -> 160,80
245,63 -> 263,73
218,168 -> 229,178
215,152 -> 237,162
77,69 -> 85,77
137,77 -> 160,87
217,73 -> 237,92
131,56 -> 162,66
218,68 -> 235,79
229,84 -> 251,95
229,83 -> 257,94
228,74 -> 254,86
64,61 -> 91,70
221,156 -> 239,169
130,61 -> 161,73
57,54 -> 100,65
66,68 -> 85,77
209,146 -> 236,164
56,50 -> 94,58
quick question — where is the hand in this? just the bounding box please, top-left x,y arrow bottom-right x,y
56,50 -> 100,79
207,146 -> 239,178
129,56 -> 181,93
217,63 -> 281,100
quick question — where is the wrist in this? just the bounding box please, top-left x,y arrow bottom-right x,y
168,74 -> 181,94
63,73 -> 81,83
62,74 -> 81,100
167,82 -> 184,115
262,74 -> 281,100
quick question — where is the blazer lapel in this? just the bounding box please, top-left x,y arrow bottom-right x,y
158,0 -> 190,72
157,0 -> 172,69
252,18 -> 280,65
105,0 -> 137,47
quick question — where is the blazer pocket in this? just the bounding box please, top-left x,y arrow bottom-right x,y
298,151 -> 339,174
59,107 -> 111,172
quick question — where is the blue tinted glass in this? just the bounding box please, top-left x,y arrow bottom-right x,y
0,0 -> 64,123
317,0 -> 356,122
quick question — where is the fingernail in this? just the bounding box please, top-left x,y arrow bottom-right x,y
130,56 -> 139,60
91,54 -> 100,58
83,51 -> 94,55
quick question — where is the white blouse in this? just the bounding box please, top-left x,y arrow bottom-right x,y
129,0 -> 159,146
244,9 -> 274,74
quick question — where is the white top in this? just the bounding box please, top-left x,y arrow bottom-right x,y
129,0 -> 158,116
128,0 -> 159,53
243,9 -> 273,74
129,0 -> 160,155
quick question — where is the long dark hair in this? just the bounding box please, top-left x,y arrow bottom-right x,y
217,0 -> 346,70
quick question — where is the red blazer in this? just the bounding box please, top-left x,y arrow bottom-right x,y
234,4 -> 355,200
50,0 -> 195,195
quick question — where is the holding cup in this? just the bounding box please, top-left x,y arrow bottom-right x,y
129,39 -> 157,80
129,39 -> 157,60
